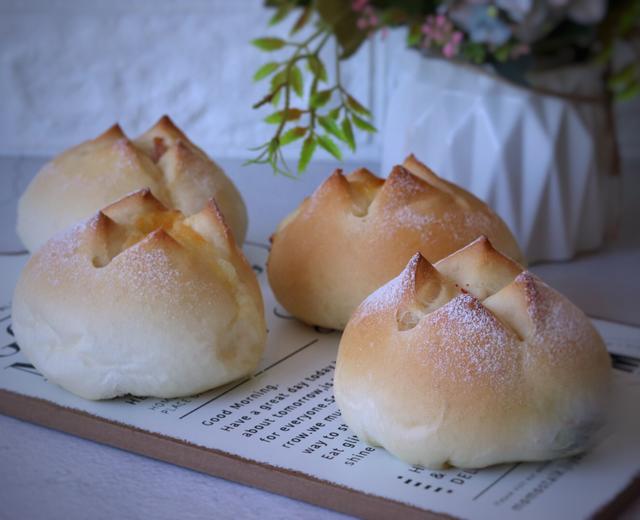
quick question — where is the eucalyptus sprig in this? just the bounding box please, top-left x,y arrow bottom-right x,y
247,0 -> 376,176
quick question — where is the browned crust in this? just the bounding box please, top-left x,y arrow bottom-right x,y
94,123 -> 126,143
17,117 -> 248,251
335,241 -> 612,469
268,156 -> 525,329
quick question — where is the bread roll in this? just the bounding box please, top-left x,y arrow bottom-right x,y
267,155 -> 524,330
17,116 -> 247,251
12,190 -> 265,400
334,237 -> 611,469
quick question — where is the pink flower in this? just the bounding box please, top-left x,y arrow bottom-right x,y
421,15 -> 463,58
354,4 -> 380,34
442,42 -> 456,58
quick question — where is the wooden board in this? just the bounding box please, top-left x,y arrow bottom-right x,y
3,245 -> 640,519
1,388 -> 639,520
0,389 -> 446,520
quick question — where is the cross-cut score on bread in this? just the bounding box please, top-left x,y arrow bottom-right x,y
12,189 -> 265,400
340,168 -> 385,217
299,163 -> 470,223
17,116 -> 247,252
268,155 -> 525,331
307,156 -> 486,224
82,189 -> 261,313
89,189 -> 236,269
335,236 -> 611,469
394,237 -> 526,339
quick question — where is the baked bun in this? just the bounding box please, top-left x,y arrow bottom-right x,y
267,155 -> 524,330
12,190 -> 265,400
17,116 -> 247,251
334,237 -> 611,469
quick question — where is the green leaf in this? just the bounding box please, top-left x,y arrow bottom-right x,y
269,5 -> 292,26
264,108 -> 304,124
308,55 -> 328,82
338,33 -> 368,60
280,126 -> 307,146
247,142 -> 269,152
462,42 -> 487,64
290,5 -> 312,35
310,89 -> 332,108
271,87 -> 282,106
345,95 -> 371,117
329,106 -> 341,120
252,37 -> 287,51
265,112 -> 283,124
318,115 -> 345,142
317,134 -> 342,160
268,138 -> 279,156
407,24 -> 422,47
617,82 -> 640,101
316,0 -> 367,59
290,65 -> 304,97
352,114 -> 376,133
298,136 -> 317,173
271,70 -> 287,90
341,117 -> 355,151
243,157 -> 266,167
253,62 -> 279,81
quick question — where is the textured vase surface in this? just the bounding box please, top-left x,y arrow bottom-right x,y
382,57 -> 618,262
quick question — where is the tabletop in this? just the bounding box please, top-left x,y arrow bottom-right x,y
1,156 -> 639,520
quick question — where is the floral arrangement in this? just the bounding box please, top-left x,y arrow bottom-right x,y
249,0 -> 640,175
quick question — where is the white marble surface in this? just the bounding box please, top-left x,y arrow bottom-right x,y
1,156 -> 639,519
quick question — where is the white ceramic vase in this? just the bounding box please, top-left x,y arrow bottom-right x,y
381,56 -> 620,262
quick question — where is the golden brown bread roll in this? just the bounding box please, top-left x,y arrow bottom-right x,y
334,237 -> 612,469
267,155 -> 524,330
12,190 -> 265,400
17,116 -> 247,251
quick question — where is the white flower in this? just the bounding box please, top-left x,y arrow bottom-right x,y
449,4 -> 512,45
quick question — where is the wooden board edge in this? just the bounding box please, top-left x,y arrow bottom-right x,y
0,389 -> 455,520
594,474 -> 640,519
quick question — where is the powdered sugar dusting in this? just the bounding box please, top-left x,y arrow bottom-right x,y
51,218 -> 94,255
427,293 -> 519,387
110,241 -> 185,300
520,273 -> 596,362
388,168 -> 430,197
392,205 -> 438,232
378,204 -> 497,249
359,255 -> 420,317
33,217 -> 97,286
